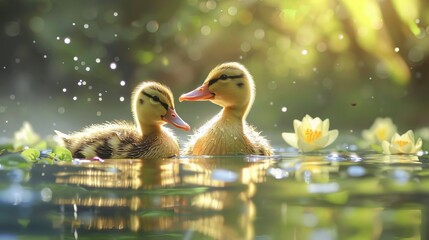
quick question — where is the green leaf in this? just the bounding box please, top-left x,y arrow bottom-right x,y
21,148 -> 40,162
52,146 -> 73,161
18,218 -> 30,228
137,210 -> 175,218
0,153 -> 33,169
33,141 -> 48,150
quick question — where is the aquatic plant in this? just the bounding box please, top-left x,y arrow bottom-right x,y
382,130 -> 423,154
281,115 -> 338,152
13,121 -> 40,150
362,117 -> 397,145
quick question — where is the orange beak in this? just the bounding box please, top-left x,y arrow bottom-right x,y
179,84 -> 214,102
163,108 -> 190,131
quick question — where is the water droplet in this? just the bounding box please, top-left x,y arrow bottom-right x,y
62,88 -> 67,92
56,36 -> 60,40
211,169 -> 237,182
73,56 -> 78,61
72,22 -> 76,26
40,187 -> 52,202
58,107 -> 65,114
96,111 -> 102,116
394,47 -> 400,52
228,6 -> 237,16
84,24 -> 89,29
254,29 -> 265,39
120,80 -> 126,86
281,107 -> 287,112
80,61 -> 85,66
240,42 -> 251,52
85,67 -> 90,71
206,0 -> 217,10
98,97 -> 103,101
64,37 -> 71,44
146,20 -> 159,33
119,96 -> 124,102
43,55 -> 47,59
347,166 -> 366,177
72,96 -> 77,101
110,62 -> 117,69
201,25 -> 211,36
98,93 -> 102,97
301,49 -> 308,55
269,102 -> 274,106
9,95 -> 15,100
113,12 -> 118,17
95,58 -> 101,63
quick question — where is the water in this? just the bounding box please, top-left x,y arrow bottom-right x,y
1,152 -> 429,239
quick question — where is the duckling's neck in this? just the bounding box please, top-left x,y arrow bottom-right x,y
139,123 -> 162,136
221,107 -> 246,124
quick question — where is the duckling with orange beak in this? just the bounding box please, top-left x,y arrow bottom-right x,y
180,62 -> 273,156
56,81 -> 190,159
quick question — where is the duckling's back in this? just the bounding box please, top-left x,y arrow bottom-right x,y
56,121 -> 180,159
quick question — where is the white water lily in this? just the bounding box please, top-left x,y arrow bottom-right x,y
362,117 -> 397,144
282,115 -> 339,152
13,121 -> 40,149
382,130 -> 423,154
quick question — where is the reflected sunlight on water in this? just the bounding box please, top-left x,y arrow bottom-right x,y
1,152 -> 429,239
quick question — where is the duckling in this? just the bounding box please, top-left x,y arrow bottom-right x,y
179,62 -> 273,156
55,81 -> 190,159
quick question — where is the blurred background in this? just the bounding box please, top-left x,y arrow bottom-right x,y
1,0 -> 428,145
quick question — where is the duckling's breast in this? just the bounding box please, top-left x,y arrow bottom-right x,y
189,118 -> 254,155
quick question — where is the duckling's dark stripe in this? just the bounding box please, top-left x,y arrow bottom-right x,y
142,91 -> 169,111
127,143 -> 151,158
208,74 -> 244,86
73,150 -> 85,159
127,137 -> 155,158
149,86 -> 172,104
95,139 -> 113,159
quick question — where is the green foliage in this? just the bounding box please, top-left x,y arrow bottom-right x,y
50,146 -> 73,162
0,153 -> 33,170
20,146 -> 73,165
21,149 -> 40,162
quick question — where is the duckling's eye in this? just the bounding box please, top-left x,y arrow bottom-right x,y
219,74 -> 228,80
139,99 -> 144,104
152,96 -> 160,102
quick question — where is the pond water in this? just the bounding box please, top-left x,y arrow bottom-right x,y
1,151 -> 429,240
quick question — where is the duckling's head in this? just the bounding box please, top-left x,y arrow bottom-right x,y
179,62 -> 255,116
132,81 -> 190,131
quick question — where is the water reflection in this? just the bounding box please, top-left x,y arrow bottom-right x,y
1,153 -> 429,239
27,157 -> 273,239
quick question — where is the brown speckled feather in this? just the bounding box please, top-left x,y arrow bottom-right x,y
56,121 -> 180,159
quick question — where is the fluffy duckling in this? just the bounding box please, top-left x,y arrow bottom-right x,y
56,81 -> 190,159
179,62 -> 273,156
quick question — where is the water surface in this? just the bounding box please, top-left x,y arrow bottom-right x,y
1,152 -> 429,239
